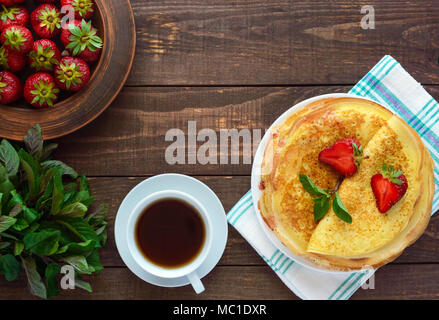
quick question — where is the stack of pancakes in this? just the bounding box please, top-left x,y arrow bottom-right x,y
259,97 -> 435,271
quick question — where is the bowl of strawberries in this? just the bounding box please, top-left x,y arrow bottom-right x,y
0,0 -> 136,140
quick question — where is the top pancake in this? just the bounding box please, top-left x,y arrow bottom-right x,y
258,97 -> 434,269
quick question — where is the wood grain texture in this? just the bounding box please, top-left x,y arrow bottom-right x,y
53,85 -> 439,176
128,0 -> 439,85
0,0 -> 136,141
0,264 -> 438,300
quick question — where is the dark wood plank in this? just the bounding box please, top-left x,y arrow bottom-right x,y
128,0 -> 439,85
0,264 -> 438,300
85,177 -> 439,267
53,85 -> 439,176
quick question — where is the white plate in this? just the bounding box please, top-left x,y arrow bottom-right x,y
115,174 -> 228,287
251,93 -> 384,274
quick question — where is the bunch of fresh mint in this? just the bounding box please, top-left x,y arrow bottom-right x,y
0,125 -> 108,298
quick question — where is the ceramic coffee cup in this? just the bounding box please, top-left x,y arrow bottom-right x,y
126,189 -> 213,294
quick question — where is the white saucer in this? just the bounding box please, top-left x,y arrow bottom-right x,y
114,174 -> 228,287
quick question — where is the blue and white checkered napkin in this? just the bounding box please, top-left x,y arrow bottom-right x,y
227,55 -> 439,300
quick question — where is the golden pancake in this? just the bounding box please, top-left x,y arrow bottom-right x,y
257,96 -> 434,271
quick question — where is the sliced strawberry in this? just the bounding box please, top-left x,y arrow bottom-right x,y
371,164 -> 408,213
318,138 -> 363,176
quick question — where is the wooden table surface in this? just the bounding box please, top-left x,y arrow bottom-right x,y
2,0 -> 439,300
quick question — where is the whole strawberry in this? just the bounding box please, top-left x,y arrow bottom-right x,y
0,5 -> 28,31
318,138 -> 363,176
54,56 -> 90,92
29,39 -> 60,72
0,24 -> 32,53
0,0 -> 25,6
61,19 -> 102,62
24,72 -> 59,108
31,4 -> 61,39
61,0 -> 94,20
0,45 -> 24,72
371,163 -> 408,213
0,70 -> 21,104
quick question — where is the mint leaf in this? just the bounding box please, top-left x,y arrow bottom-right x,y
0,254 -> 20,281
312,196 -> 331,221
59,202 -> 88,218
50,168 -> 64,215
23,230 -> 61,256
63,255 -> 94,274
45,263 -> 60,299
299,174 -> 330,196
75,277 -> 92,292
41,160 -> 78,179
23,125 -> 43,159
13,241 -> 24,256
0,216 -> 17,233
0,139 -> 19,177
18,149 -> 41,199
333,192 -> 352,224
21,256 -> 47,299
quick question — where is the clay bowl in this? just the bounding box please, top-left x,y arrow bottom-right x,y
0,0 -> 136,140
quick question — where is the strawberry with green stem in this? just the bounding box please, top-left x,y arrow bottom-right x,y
61,19 -> 102,62
0,24 -> 33,53
24,72 -> 59,108
31,4 -> 61,39
29,39 -> 61,72
0,45 -> 25,72
0,70 -> 21,104
371,163 -> 408,213
61,0 -> 94,20
54,56 -> 90,92
0,5 -> 28,31
0,1 -> 25,6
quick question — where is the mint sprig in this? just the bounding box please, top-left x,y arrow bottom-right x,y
333,191 -> 352,224
299,174 -> 352,223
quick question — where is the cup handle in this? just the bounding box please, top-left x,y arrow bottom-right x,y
187,271 -> 205,294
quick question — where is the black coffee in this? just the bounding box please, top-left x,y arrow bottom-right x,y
135,198 -> 205,268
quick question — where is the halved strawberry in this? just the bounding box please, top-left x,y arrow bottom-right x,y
29,39 -> 61,71
61,19 -> 102,62
61,0 -> 94,20
30,4 -> 61,39
0,24 -> 33,53
24,72 -> 59,108
0,45 -> 25,72
54,56 -> 90,92
318,138 -> 363,176
0,70 -> 21,104
371,164 -> 408,213
0,5 -> 28,31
